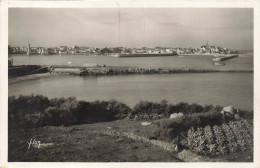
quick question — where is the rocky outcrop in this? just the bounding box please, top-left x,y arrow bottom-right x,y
221,106 -> 235,115
221,106 -> 240,118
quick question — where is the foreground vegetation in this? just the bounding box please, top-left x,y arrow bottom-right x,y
182,120 -> 253,155
9,95 -> 131,129
8,95 -> 253,160
9,95 -> 247,129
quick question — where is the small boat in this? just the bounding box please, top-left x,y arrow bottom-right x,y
212,55 -> 238,62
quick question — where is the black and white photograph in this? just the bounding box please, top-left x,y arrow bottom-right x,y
1,0 -> 260,167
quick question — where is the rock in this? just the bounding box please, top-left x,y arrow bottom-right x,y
221,106 -> 235,115
141,122 -> 151,126
234,114 -> 241,120
170,112 -> 184,119
178,112 -> 184,117
170,113 -> 177,119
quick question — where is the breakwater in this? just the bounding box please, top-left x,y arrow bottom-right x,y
49,65 -> 220,76
49,66 -> 253,76
9,65 -> 253,78
119,53 -> 178,57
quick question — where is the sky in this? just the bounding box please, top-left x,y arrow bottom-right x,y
8,8 -> 253,50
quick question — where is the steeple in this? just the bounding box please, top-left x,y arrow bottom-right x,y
206,41 -> 209,50
27,43 -> 31,55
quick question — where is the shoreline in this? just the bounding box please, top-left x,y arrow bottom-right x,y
8,73 -> 54,84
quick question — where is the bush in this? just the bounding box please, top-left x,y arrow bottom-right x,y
213,125 -> 227,154
174,102 -> 190,114
8,95 -> 132,129
8,95 -> 50,116
154,110 -> 228,140
8,95 -> 51,129
132,101 -> 225,120
80,100 -> 131,123
222,123 -> 238,153
132,100 -> 169,119
8,95 -> 253,134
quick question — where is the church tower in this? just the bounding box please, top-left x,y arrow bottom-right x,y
27,43 -> 31,55
206,41 -> 210,50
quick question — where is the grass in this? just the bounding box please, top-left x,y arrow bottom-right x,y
9,119 -> 252,162
9,119 -> 181,162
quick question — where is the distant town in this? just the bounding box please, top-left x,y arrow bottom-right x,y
8,42 -> 239,55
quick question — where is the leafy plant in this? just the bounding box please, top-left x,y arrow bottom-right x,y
184,120 -> 253,155
203,126 -> 216,154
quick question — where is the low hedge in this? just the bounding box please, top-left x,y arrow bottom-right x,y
8,95 -> 132,129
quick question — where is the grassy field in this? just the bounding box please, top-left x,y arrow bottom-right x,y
8,119 -> 253,162
8,120 -> 181,162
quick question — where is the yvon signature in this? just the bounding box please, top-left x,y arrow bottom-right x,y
27,139 -> 41,149
27,139 -> 55,149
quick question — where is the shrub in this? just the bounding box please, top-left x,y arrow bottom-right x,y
189,103 -> 203,113
213,125 -> 227,154
203,126 -> 216,154
132,101 -> 225,120
8,95 -> 132,129
202,104 -> 214,113
154,110 -> 228,140
222,123 -> 238,153
8,95 -> 50,116
105,99 -> 132,119
175,102 -> 190,114
132,100 -> 170,119
8,95 -> 51,129
186,127 -> 196,149
228,121 -> 246,151
238,110 -> 253,120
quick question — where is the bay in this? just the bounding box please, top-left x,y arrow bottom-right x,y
8,73 -> 253,111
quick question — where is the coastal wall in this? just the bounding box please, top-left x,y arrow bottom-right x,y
101,128 -> 178,152
49,65 -> 219,76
